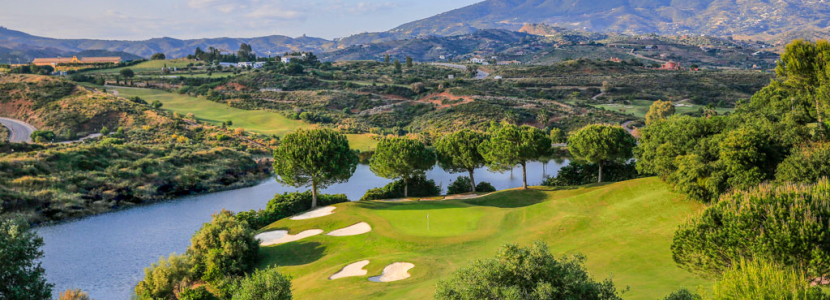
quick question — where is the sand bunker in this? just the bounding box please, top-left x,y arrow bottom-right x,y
329,260 -> 370,280
326,222 -> 372,237
256,229 -> 323,246
290,206 -> 337,220
368,262 -> 415,282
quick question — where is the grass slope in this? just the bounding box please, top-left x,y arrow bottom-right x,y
257,177 -> 707,299
88,85 -> 378,151
85,59 -> 196,75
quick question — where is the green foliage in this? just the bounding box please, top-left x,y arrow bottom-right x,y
446,176 -> 496,194
369,137 -> 435,197
672,179 -> 830,278
663,289 -> 701,300
120,68 -> 135,79
135,253 -> 193,300
151,100 -> 163,109
360,175 -> 441,200
475,181 -> 496,193
542,161 -> 640,187
188,211 -> 259,283
150,53 -> 167,60
549,127 -> 566,144
0,218 -> 52,300
567,124 -> 636,182
435,241 -> 623,300
100,126 -> 110,135
179,286 -> 218,300
272,128 -> 358,208
236,191 -> 349,229
58,289 -> 91,300
435,129 -> 488,191
705,259 -> 827,300
232,266 -> 292,300
479,123 -> 551,188
30,130 -> 55,143
776,142 -> 830,183
645,100 -> 676,125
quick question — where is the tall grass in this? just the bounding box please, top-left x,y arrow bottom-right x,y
706,259 -> 825,300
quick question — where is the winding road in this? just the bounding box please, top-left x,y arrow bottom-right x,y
0,117 -> 36,143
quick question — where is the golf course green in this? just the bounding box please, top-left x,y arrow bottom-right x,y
82,84 -> 378,151
256,177 -> 708,299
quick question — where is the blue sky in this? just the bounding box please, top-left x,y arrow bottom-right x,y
0,0 -> 482,40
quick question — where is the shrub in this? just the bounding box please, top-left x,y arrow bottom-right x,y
135,253 -> 192,300
706,259 -> 826,300
542,161 -> 639,187
776,143 -> 830,184
0,218 -> 52,300
179,286 -> 218,300
30,130 -> 56,143
360,175 -> 441,200
188,211 -> 258,282
447,176 -> 473,195
663,289 -> 701,300
672,179 -> 830,278
232,266 -> 292,300
58,289 -> 90,300
475,181 -> 496,193
236,191 -> 348,229
435,241 -> 622,300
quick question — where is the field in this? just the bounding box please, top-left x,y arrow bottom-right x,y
257,177 -> 708,299
85,59 -> 198,74
593,99 -> 734,118
87,84 -> 378,150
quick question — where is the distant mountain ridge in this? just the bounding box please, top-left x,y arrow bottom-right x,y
390,0 -> 830,40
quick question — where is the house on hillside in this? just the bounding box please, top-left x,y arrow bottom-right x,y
281,56 -> 301,63
609,57 -> 623,63
658,61 -> 682,70
497,60 -> 522,65
470,56 -> 486,64
219,62 -> 236,68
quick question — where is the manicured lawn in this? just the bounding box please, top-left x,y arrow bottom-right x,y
82,84 -> 378,150
595,99 -> 733,118
257,177 -> 708,300
84,59 -> 198,75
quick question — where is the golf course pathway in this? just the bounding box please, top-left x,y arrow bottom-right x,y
326,222 -> 372,236
256,229 -> 324,246
368,262 -> 415,282
290,206 -> 336,220
329,260 -> 370,280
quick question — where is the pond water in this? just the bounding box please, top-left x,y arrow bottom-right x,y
36,159 -> 568,299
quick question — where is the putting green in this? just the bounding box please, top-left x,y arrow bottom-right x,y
257,178 -> 709,300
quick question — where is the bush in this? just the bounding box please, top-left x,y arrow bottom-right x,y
188,211 -> 259,282
232,266 -> 292,300
776,143 -> 830,184
0,218 -> 52,300
360,175 -> 441,200
447,176 -> 473,195
672,179 -> 830,278
706,259 -> 826,300
435,241 -> 622,300
543,161 -> 640,187
475,181 -> 496,193
58,289 -> 90,300
236,191 -> 349,229
135,253 -> 192,300
663,289 -> 701,300
179,286 -> 218,300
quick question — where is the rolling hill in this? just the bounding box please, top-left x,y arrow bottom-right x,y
391,0 -> 830,41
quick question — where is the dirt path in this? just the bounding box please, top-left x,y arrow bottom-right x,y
0,117 -> 36,143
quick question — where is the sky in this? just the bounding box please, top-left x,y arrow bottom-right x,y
0,0 -> 482,40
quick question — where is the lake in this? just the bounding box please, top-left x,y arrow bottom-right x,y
36,160 -> 568,299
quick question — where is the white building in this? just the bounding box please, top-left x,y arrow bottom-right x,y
470,56 -> 486,64
281,56 -> 301,63
218,62 -> 236,68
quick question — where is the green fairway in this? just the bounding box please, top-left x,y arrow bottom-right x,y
595,99 -> 733,118
85,59 -> 197,75
85,84 -> 377,150
257,178 -> 708,300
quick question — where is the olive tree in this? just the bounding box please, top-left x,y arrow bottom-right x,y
568,124 -> 636,183
479,123 -> 551,189
188,210 -> 258,282
0,218 -> 52,300
232,266 -> 292,300
434,129 -> 488,192
369,137 -> 435,198
273,128 -> 358,208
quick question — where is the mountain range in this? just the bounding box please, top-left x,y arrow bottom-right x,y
2,0 -> 830,63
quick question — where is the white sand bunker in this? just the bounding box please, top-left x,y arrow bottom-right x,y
368,262 -> 415,282
326,222 -> 372,236
256,229 -> 323,246
329,260 -> 370,280
290,206 -> 337,220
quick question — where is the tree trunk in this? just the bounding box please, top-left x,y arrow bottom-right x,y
522,162 -> 528,189
598,162 -> 603,183
311,180 -> 318,209
403,177 -> 409,198
468,169 -> 477,192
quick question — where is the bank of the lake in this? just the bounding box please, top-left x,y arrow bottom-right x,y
37,160 -> 568,299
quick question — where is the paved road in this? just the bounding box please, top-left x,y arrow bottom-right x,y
0,117 -> 36,143
430,63 -> 490,79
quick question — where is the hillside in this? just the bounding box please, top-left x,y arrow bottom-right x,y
391,0 -> 830,40
255,178 -> 707,299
